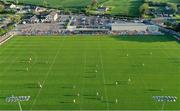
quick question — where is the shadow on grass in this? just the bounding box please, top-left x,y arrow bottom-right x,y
104,83 -> 114,86
144,89 -> 163,93
61,86 -> 73,89
0,96 -> 6,99
147,89 -> 162,92
168,58 -> 180,64
59,101 -> 73,104
85,97 -> 98,100
131,64 -> 143,68
63,94 -> 77,97
61,84 -> 75,89
111,35 -> 179,43
104,81 -> 127,86
102,100 -> 115,104
15,69 -> 28,72
26,83 -> 39,88
85,71 -> 96,73
83,94 -> 96,97
84,75 -> 96,78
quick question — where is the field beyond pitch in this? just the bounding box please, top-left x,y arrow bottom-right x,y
7,0 -> 107,8
0,35 -> 180,110
7,0 -> 143,16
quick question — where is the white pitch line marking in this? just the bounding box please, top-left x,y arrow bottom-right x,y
30,38 -> 65,110
98,40 -> 110,110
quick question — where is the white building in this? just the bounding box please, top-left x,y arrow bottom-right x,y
35,7 -> 47,13
110,23 -> 149,32
45,12 -> 58,22
97,7 -> 109,12
10,4 -> 17,9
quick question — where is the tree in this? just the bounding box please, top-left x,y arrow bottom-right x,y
139,3 -> 149,15
91,0 -> 98,6
175,23 -> 180,32
1,0 -> 6,4
64,8 -> 71,15
167,3 -> 178,14
14,0 -> 19,4
0,28 -> 6,35
0,4 -> 4,13
143,0 -> 149,3
10,15 -> 21,23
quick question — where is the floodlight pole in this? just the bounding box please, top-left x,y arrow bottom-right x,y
18,101 -> 22,111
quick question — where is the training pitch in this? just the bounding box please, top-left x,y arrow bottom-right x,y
0,35 -> 180,110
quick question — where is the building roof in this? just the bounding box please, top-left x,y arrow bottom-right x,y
48,11 -> 58,17
98,7 -> 108,10
10,4 -> 16,8
110,23 -> 146,26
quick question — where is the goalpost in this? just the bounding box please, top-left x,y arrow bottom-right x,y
18,101 -> 22,111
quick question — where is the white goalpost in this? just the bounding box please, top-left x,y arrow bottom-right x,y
18,101 -> 22,111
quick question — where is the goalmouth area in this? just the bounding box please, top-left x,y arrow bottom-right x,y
0,35 -> 180,110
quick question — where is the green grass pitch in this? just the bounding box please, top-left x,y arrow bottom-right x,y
0,35 -> 180,110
